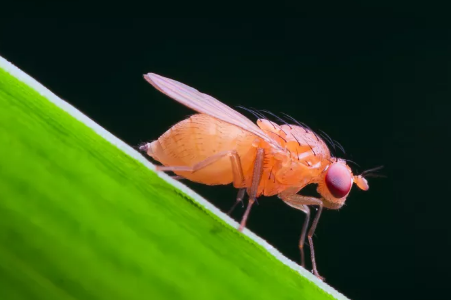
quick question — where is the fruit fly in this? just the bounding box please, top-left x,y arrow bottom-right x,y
139,73 -> 378,280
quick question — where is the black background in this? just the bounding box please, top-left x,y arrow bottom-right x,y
1,18 -> 450,300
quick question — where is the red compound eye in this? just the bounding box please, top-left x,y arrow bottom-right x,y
325,163 -> 352,198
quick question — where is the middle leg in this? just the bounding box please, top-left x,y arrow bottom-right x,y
227,188 -> 246,215
238,148 -> 265,231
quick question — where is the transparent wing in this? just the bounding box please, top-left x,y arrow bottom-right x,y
144,73 -> 284,151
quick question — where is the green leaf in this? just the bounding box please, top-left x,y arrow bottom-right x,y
0,56 -> 348,300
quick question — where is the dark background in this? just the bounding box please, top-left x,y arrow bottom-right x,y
0,18 -> 449,300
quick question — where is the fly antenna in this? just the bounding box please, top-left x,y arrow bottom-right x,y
360,165 -> 385,178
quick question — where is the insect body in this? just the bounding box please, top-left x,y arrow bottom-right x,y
140,73 -> 373,280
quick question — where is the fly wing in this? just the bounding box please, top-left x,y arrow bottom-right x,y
144,73 -> 284,151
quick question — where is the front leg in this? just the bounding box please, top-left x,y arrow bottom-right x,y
278,191 -> 324,280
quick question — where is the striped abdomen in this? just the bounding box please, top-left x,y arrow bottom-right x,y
147,114 -> 258,185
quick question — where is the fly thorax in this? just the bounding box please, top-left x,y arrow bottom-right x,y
275,159 -> 312,186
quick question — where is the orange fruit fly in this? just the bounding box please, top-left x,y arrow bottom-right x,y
139,73 -> 380,280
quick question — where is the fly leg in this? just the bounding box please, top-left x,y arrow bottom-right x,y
278,197 -> 310,268
227,152 -> 247,215
151,149 -> 248,211
147,147 -> 264,233
278,192 -> 324,280
227,188 -> 246,215
155,150 -> 244,183
238,148 -> 264,232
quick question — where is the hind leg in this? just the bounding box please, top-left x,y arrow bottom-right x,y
141,147 -> 248,206
151,150 -> 246,187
